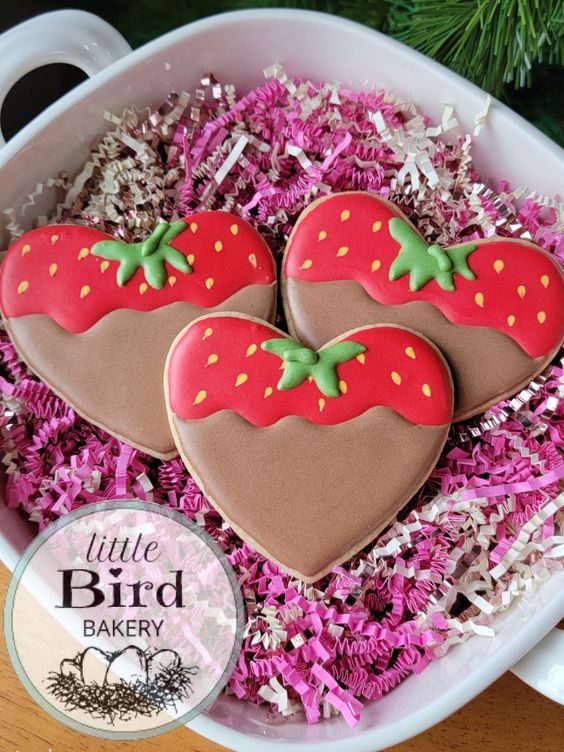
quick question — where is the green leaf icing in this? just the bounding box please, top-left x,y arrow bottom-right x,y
91,220 -> 191,289
388,217 -> 477,292
261,338 -> 366,397
286,348 -> 319,366
278,361 -> 311,392
259,339 -> 304,358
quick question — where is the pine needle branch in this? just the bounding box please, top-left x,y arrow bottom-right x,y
385,0 -> 564,96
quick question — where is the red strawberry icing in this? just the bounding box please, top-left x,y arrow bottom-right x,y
0,212 -> 275,333
283,192 -> 564,359
167,315 -> 453,427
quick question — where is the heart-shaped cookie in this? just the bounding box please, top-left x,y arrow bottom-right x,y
0,213 -> 276,458
165,313 -> 453,582
282,192 -> 564,420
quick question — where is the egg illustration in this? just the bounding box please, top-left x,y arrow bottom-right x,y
59,657 -> 81,681
79,646 -> 112,685
148,649 -> 181,680
104,645 -> 149,686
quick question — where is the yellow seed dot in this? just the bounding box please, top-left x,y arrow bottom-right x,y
422,383 -> 432,397
168,275 -> 177,287
230,223 -> 239,236
17,280 -> 29,294
100,260 -> 110,273
391,371 -> 402,385
318,398 -> 326,412
190,222 -> 198,233
541,274 -> 550,288
372,221 -> 382,233
341,209 -> 350,221
21,243 -> 31,256
405,346 -> 416,359
318,230 -> 327,241
214,240 -> 223,252
235,373 -> 248,387
339,380 -> 347,394
337,246 -> 349,257
300,259 -> 313,269
356,353 -> 366,365
206,353 -> 219,366
246,344 -> 258,357
507,314 -> 516,327
139,282 -> 148,295
49,263 -> 58,277
50,234 -> 59,245
77,247 -> 90,260
494,259 -> 504,273
264,386 -> 273,399
248,253 -> 257,269
279,362 -> 286,370
80,285 -> 91,299
205,277 -> 214,290
371,259 -> 381,272
187,253 -> 195,266
202,327 -> 213,340
474,292 -> 484,307
517,285 -> 526,299
537,310 -> 546,324
193,390 -> 207,405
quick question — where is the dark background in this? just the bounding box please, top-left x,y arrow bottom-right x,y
1,1 -> 562,145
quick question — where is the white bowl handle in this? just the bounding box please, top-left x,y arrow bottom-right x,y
511,627 -> 564,704
0,10 -> 131,147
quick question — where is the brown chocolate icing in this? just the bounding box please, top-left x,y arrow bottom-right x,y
170,407 -> 448,581
284,277 -> 547,421
6,282 -> 276,459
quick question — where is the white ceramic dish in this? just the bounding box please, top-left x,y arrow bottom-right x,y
0,10 -> 562,751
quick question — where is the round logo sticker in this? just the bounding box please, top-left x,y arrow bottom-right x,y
4,501 -> 243,739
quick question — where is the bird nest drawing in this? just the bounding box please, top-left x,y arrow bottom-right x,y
45,645 -> 199,724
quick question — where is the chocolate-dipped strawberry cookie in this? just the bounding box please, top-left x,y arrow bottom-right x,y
165,313 -> 453,582
282,192 -> 564,420
0,214 -> 276,458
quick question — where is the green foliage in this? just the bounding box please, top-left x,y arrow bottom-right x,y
385,0 -> 564,143
386,0 -> 563,95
